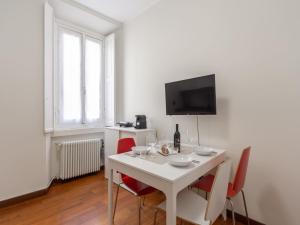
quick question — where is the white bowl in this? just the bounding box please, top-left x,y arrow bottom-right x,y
194,146 -> 214,156
168,155 -> 193,167
132,146 -> 150,155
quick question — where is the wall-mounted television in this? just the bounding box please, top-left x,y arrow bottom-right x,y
165,74 -> 216,115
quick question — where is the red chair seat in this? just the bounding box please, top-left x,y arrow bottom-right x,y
193,147 -> 251,225
122,175 -> 156,196
193,174 -> 215,192
117,138 -> 156,197
193,174 -> 237,198
114,138 -> 157,225
193,147 -> 251,200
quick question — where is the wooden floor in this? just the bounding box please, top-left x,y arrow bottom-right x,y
0,171 -> 243,225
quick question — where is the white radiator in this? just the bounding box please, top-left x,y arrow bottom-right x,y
58,139 -> 102,180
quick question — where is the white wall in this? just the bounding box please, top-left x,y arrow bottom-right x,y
120,0 -> 300,224
0,0 -> 120,201
0,0 -> 49,201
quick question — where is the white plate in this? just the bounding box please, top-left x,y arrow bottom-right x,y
194,146 -> 214,156
132,146 -> 150,155
168,155 -> 193,167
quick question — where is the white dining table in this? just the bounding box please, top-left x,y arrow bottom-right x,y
107,146 -> 226,225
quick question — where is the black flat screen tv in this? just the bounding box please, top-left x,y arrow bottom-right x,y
165,74 -> 216,115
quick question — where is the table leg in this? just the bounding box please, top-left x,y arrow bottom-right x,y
108,168 -> 113,225
166,190 -> 177,225
222,201 -> 227,221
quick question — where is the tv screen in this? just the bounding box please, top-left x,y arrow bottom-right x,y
165,74 -> 216,115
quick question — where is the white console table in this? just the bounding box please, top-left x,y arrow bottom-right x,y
104,126 -> 156,182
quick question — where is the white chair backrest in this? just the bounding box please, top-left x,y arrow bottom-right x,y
205,160 -> 231,224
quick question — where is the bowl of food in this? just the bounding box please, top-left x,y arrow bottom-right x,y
168,155 -> 193,167
132,146 -> 150,155
194,145 -> 214,156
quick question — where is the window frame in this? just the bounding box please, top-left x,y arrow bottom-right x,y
54,19 -> 105,130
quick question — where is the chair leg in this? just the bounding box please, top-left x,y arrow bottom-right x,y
241,190 -> 250,225
227,198 -> 236,225
138,197 -> 142,225
205,192 -> 208,200
113,184 -> 120,222
153,209 -> 159,225
142,196 -> 146,207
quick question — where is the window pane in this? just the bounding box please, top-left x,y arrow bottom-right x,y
85,38 -> 102,123
61,32 -> 82,123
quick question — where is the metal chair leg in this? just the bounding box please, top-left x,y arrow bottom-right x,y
113,184 -> 120,222
142,196 -> 146,207
153,209 -> 159,225
241,190 -> 250,225
228,198 -> 236,225
138,197 -> 142,225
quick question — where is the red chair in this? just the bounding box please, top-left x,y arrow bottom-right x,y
193,146 -> 251,225
113,138 -> 157,225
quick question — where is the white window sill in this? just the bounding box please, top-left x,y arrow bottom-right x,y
51,127 -> 104,137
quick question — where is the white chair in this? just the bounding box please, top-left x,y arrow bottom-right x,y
154,160 -> 231,225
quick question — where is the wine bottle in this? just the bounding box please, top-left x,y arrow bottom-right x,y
174,124 -> 181,152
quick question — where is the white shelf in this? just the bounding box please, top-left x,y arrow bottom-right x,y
105,126 -> 155,133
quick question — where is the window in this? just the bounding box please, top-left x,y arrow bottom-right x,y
56,25 -> 104,128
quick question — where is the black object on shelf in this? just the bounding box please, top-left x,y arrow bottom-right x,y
135,115 -> 147,129
117,122 -> 134,127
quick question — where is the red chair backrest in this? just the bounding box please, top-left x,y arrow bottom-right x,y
117,138 -> 136,181
117,138 -> 136,154
232,146 -> 251,193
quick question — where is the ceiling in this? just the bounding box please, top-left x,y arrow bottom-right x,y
73,0 -> 162,22
51,0 -> 121,35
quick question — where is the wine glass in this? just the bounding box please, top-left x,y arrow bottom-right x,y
186,127 -> 196,153
186,127 -> 192,145
167,117 -> 175,142
146,133 -> 157,152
